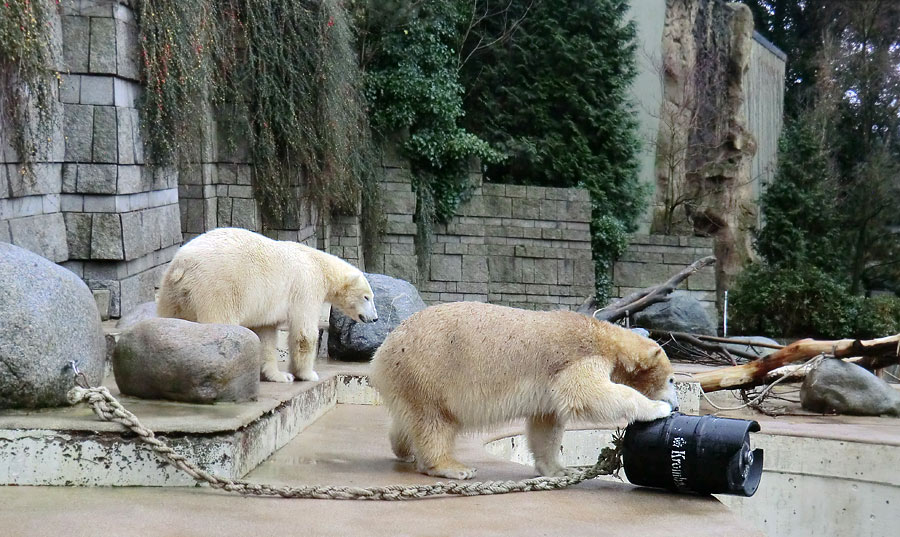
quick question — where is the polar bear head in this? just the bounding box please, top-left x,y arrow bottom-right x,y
333,273 -> 378,323
612,329 -> 679,411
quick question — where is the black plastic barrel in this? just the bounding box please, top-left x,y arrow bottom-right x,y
622,413 -> 764,497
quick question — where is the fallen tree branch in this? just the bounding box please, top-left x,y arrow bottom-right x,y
579,256 -> 716,322
694,334 -> 900,392
648,329 -> 762,363
690,334 -> 783,350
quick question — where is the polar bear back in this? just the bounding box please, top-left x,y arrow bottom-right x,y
158,228 -> 341,328
370,301 -> 666,428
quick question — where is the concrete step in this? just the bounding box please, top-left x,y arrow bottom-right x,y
0,362 -> 376,486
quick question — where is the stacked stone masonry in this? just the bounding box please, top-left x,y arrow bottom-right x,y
354,156 -> 595,311
1,1 -> 182,317
612,234 -> 718,319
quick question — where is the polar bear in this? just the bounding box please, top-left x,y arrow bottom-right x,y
370,302 -> 678,479
157,228 -> 377,382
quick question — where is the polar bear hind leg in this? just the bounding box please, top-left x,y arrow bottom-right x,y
408,412 -> 477,480
389,420 -> 415,463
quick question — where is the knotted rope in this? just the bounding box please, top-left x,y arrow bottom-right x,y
67,384 -> 624,500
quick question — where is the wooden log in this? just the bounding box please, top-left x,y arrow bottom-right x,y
694,334 -> 900,392
579,256 -> 716,322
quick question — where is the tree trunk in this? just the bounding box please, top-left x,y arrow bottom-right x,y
579,256 -> 716,322
693,334 -> 900,392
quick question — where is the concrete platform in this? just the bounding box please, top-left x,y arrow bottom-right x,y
0,362 -> 375,486
0,403 -> 763,537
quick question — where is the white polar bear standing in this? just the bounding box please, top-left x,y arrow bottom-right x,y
371,302 -> 678,480
157,228 -> 377,382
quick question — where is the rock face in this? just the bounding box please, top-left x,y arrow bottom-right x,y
0,243 -> 106,408
654,0 -> 759,308
116,301 -> 158,330
329,273 -> 426,361
801,359 -> 900,417
113,318 -> 260,404
633,291 -> 717,336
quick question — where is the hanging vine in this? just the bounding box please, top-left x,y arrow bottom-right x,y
357,0 -> 500,277
136,0 -> 382,235
0,0 -> 57,172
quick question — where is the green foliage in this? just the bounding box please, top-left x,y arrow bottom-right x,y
854,295 -> 900,339
461,0 -> 645,301
734,119 -> 900,339
0,0 -> 56,168
753,119 -> 842,272
729,264 -> 858,339
732,264 -> 900,339
137,0 -> 380,228
360,0 -> 500,272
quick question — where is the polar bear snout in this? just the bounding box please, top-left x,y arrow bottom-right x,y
358,310 -> 378,323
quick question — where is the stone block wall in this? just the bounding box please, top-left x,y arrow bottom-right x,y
354,159 -> 595,311
1,1 -> 182,318
176,133 -> 319,247
612,234 -> 717,319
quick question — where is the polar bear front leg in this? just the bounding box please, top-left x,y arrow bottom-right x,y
527,414 -> 573,477
288,316 -> 319,382
253,326 -> 294,383
555,358 -> 672,424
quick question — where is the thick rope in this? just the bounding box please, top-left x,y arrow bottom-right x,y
67,385 -> 623,500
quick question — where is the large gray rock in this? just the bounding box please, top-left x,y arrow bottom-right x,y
329,273 -> 426,361
801,359 -> 900,417
633,291 -> 717,336
0,243 -> 106,408
116,301 -> 157,330
113,318 -> 260,404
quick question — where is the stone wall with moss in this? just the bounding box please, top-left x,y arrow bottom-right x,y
1,0 -> 182,318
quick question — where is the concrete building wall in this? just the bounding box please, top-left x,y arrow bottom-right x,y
627,0 -> 668,234
627,2 -> 785,232
743,32 -> 787,227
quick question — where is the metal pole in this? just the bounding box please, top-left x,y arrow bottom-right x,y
723,290 -> 728,338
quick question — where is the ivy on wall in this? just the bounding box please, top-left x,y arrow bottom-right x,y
0,0 -> 57,170
137,0 -> 382,238
356,0 -> 500,275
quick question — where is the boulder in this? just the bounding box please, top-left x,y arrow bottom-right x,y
0,243 -> 106,408
113,318 -> 260,404
800,359 -> 900,417
329,273 -> 426,361
633,291 -> 717,336
116,301 -> 157,330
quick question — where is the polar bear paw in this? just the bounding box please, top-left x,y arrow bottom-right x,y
262,369 -> 295,383
295,370 -> 320,382
535,461 -> 577,478
424,464 -> 478,480
648,400 -> 673,420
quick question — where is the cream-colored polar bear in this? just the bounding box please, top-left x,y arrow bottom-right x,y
157,228 -> 377,382
370,302 -> 678,480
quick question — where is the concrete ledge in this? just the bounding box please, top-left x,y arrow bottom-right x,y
0,363 -> 374,486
